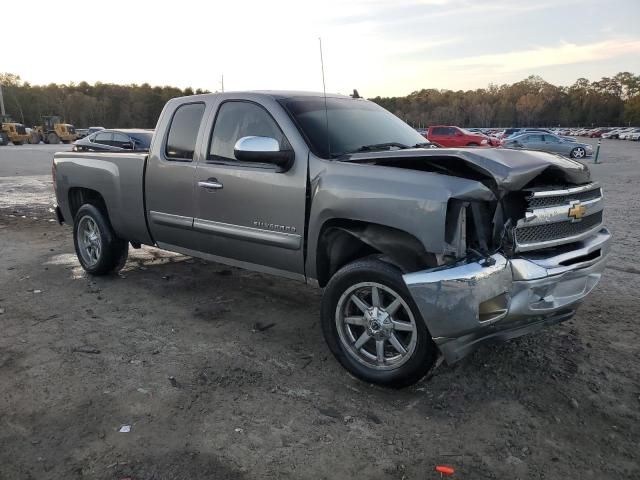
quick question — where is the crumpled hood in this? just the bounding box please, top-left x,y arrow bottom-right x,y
340,147 -> 591,193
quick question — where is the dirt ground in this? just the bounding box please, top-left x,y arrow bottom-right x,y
0,140 -> 639,479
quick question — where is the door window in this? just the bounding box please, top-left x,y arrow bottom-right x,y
94,132 -> 113,145
544,135 -> 561,143
208,101 -> 286,162
113,132 -> 131,148
165,103 -> 205,161
526,134 -> 544,143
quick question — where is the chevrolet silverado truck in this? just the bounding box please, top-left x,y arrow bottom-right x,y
52,91 -> 610,387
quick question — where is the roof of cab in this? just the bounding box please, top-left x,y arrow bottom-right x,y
179,90 -> 355,102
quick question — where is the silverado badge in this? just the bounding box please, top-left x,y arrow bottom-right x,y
568,202 -> 587,221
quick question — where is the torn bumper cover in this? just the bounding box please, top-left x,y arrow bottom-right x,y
403,228 -> 611,363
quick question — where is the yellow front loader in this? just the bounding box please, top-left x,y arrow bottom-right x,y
0,115 -> 30,145
32,115 -> 78,144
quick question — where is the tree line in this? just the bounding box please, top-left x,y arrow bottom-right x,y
1,71 -> 639,129
370,72 -> 640,128
0,73 -> 209,129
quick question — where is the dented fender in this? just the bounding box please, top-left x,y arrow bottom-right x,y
305,154 -> 495,281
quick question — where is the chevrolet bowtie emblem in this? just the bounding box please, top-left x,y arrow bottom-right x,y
568,202 -> 587,221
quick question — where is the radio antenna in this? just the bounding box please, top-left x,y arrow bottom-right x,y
319,37 -> 331,157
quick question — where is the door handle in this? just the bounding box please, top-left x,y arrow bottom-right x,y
198,179 -> 223,190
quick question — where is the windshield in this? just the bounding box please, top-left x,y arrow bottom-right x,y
279,96 -> 429,158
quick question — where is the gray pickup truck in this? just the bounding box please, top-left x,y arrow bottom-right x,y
53,91 -> 610,387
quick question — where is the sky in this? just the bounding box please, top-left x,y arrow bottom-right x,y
5,0 -> 640,97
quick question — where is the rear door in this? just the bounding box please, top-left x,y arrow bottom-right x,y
145,101 -> 207,251
522,134 -> 545,151
192,98 -> 308,279
429,127 -> 450,146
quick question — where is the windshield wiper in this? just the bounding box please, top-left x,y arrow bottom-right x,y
331,142 -> 434,158
411,142 -> 435,148
350,142 -> 411,153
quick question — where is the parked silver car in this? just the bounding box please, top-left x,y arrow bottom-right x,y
503,132 -> 592,159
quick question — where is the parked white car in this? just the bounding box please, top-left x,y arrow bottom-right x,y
602,128 -> 624,139
606,127 -> 635,139
620,128 -> 640,140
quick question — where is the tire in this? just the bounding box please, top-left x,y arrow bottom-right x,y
0,132 -> 8,146
73,204 -> 128,275
28,132 -> 40,144
12,140 -> 23,146
321,258 -> 438,388
570,146 -> 586,159
48,132 -> 61,144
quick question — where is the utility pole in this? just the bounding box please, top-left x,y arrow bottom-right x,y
0,84 -> 5,116
221,74 -> 224,93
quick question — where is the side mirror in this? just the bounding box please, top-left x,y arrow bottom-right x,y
234,136 -> 294,168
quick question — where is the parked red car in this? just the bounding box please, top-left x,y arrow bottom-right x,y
426,126 -> 500,147
588,128 -> 611,138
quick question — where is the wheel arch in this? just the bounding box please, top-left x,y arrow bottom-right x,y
68,187 -> 109,222
314,219 -> 438,287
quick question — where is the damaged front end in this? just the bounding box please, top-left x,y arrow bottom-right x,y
404,228 -> 609,363
339,148 -> 610,362
404,181 -> 611,363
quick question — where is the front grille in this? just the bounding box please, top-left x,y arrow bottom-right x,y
514,183 -> 604,251
516,211 -> 602,244
528,187 -> 602,209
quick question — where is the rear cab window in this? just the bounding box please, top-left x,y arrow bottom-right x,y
165,103 -> 205,161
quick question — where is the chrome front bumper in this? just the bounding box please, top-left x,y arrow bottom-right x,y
403,228 -> 611,363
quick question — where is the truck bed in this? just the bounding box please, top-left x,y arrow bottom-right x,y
53,151 -> 153,245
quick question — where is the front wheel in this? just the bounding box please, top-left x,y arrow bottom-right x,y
570,146 -> 586,159
321,258 -> 437,388
73,204 -> 128,275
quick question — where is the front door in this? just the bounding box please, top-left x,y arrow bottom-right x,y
542,134 -> 564,154
193,99 -> 308,279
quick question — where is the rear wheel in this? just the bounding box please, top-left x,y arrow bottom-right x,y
48,132 -> 61,144
570,146 -> 586,159
0,132 -> 9,145
12,140 -> 24,145
321,258 -> 437,388
73,204 -> 128,275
